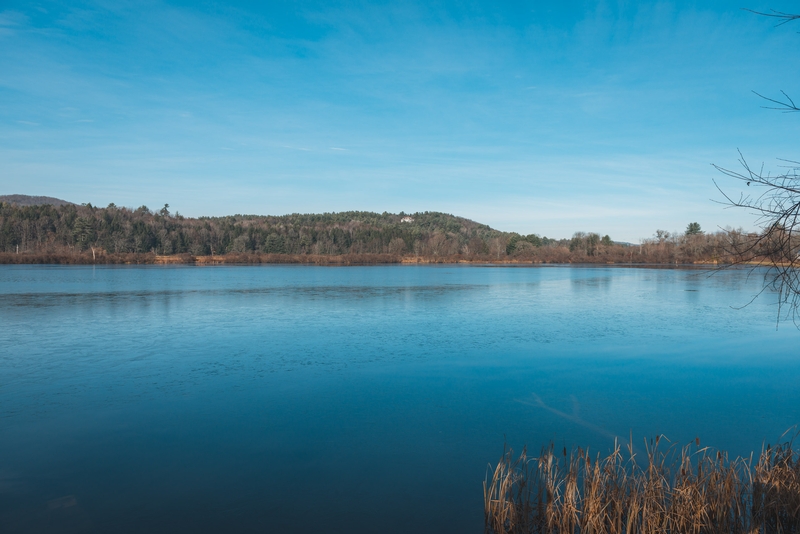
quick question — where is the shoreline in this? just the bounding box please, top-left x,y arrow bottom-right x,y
0,251 -> 760,267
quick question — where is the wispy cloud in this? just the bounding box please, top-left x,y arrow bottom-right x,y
0,9 -> 26,36
0,10 -> 27,27
0,1 -> 797,240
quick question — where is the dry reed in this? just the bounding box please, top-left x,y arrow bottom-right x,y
0,251 -> 402,265
485,433 -> 800,534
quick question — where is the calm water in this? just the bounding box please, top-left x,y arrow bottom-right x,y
1,264 -> 799,533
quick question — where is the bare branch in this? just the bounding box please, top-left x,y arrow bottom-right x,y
743,8 -> 800,26
752,90 -> 800,112
715,152 -> 800,324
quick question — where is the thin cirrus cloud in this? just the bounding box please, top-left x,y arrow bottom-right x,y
0,0 -> 799,241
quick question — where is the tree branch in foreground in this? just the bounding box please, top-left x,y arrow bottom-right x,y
714,152 -> 800,324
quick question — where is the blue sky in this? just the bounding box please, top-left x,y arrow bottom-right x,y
1,1 -> 799,241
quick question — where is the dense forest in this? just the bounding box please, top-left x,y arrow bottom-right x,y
0,199 -> 749,264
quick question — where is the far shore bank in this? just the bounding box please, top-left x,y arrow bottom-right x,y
0,251 -> 762,267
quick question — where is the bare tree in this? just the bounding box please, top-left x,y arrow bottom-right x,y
714,10 -> 800,322
714,153 -> 800,320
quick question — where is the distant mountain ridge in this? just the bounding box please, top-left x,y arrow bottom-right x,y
0,194 -> 74,207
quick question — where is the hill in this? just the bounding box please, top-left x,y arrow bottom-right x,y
0,194 -> 74,207
0,199 -> 739,264
0,202 -> 507,258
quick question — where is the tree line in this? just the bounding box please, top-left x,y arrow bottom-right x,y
0,202 -> 504,258
0,201 -> 751,264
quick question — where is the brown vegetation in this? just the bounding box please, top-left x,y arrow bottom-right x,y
484,434 -> 800,534
0,251 -> 159,265
0,200 -> 771,265
0,251 -> 403,265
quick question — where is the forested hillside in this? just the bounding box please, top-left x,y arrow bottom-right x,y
0,199 -> 747,264
0,201 -> 506,257
0,195 -> 74,207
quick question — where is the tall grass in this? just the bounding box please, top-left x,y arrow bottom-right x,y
484,434 -> 800,534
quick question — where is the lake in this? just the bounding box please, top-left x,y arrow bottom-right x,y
1,264 -> 799,533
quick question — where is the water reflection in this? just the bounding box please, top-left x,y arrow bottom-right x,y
0,265 -> 798,534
